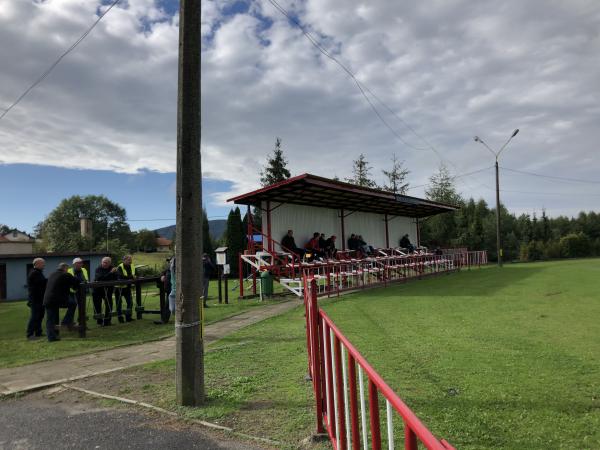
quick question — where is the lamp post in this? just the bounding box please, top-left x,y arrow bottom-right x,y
473,129 -> 519,267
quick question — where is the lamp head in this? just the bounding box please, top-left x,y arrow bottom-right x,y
512,129 -> 519,137
473,136 -> 480,142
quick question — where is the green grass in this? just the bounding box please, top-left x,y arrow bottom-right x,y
132,251 -> 172,272
79,259 -> 600,449
0,279 -> 280,368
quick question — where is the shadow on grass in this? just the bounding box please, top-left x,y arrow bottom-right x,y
354,265 -> 549,297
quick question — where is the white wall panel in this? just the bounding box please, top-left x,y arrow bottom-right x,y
387,216 -> 418,247
344,211 -> 387,248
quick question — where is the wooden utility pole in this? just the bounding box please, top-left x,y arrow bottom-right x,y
176,0 -> 204,406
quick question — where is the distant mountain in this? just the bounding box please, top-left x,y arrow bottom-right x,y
154,219 -> 227,242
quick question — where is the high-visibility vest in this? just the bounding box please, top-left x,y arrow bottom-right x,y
68,267 -> 89,294
117,263 -> 136,288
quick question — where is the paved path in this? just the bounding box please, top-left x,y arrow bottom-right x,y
0,300 -> 300,396
0,388 -> 267,450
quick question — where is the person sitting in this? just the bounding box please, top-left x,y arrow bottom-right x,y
347,234 -> 358,251
281,229 -> 305,257
305,232 -> 325,260
357,235 -> 374,256
318,233 -> 327,250
400,234 -> 416,253
324,235 -> 337,259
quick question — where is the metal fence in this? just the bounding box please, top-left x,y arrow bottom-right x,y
304,277 -> 456,450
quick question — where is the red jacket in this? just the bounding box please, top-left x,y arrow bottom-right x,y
306,237 -> 320,250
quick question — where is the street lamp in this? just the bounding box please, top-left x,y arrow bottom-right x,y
473,129 -> 519,267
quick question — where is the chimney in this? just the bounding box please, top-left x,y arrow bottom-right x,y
79,215 -> 93,240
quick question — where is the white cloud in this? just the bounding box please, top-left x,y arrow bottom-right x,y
0,0 -> 599,216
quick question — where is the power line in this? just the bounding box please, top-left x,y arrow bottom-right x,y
0,0 -> 122,122
265,0 -> 433,154
406,165 -> 494,191
500,166 -> 600,184
501,189 -> 600,197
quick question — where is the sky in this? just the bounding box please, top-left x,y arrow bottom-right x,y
1,0 -> 599,234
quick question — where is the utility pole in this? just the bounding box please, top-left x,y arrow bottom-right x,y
176,0 -> 203,406
474,129 -> 519,267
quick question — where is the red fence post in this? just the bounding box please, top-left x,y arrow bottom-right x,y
369,380 -> 382,450
348,355 -> 360,450
308,279 -> 325,434
324,322 -> 336,439
238,254 -> 244,298
334,336 -> 347,450
405,423 -> 418,450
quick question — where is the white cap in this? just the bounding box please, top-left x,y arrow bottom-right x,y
72,257 -> 83,264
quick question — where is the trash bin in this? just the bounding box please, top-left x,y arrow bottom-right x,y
260,271 -> 273,296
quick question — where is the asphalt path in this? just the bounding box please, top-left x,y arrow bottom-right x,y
0,389 -> 267,450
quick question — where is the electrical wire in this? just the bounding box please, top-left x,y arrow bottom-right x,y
500,166 -> 600,184
0,0 -> 122,122
405,165 -> 494,191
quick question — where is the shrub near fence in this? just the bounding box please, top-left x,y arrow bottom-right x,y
303,277 -> 455,450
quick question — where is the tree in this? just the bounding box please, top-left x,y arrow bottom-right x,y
37,195 -> 133,252
381,154 -> 409,194
224,208 -> 245,277
421,164 -> 463,247
202,209 -> 214,258
346,153 -> 377,188
136,229 -> 157,252
260,137 -> 291,186
0,224 -> 9,235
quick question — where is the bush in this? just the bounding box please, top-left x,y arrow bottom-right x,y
527,240 -> 543,261
559,233 -> 591,258
542,241 -> 562,259
519,243 -> 529,262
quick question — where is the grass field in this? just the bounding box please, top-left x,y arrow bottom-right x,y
73,259 -> 600,449
0,278 -> 281,368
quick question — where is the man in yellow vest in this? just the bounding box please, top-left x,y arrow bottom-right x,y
115,254 -> 136,323
63,257 -> 89,331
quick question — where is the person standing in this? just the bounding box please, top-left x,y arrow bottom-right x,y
115,255 -> 136,323
63,257 -> 88,331
43,263 -> 81,342
93,257 -> 117,326
202,253 -> 215,308
26,258 -> 47,340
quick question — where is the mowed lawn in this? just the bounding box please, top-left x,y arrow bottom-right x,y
73,259 -> 600,449
0,279 -> 280,368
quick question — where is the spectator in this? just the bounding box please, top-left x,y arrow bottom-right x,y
43,263 -> 81,342
202,253 -> 215,308
281,229 -> 305,257
63,257 -> 88,331
93,257 -> 117,326
155,258 -> 173,324
319,233 -> 327,250
26,258 -> 47,340
167,256 -> 176,315
400,234 -> 415,253
347,234 -> 358,251
116,255 -> 136,323
357,235 -> 374,256
305,232 -> 325,258
324,235 -> 337,258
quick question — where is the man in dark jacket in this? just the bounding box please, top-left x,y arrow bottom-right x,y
43,263 -> 81,342
93,257 -> 117,326
281,229 -> 305,257
26,258 -> 47,340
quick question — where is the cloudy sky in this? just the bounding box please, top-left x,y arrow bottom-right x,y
1,0 -> 599,233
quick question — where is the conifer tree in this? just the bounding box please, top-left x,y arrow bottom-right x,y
382,154 -> 409,194
260,137 -> 291,186
346,153 -> 377,188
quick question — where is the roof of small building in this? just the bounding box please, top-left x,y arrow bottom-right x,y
156,237 -> 172,247
228,173 -> 458,218
0,251 -> 108,261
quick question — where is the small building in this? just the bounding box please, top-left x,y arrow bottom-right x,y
0,229 -> 35,255
228,173 -> 457,252
0,252 -> 107,301
156,237 -> 173,252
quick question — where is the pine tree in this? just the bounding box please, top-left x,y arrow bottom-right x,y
202,209 -> 214,258
382,154 -> 409,194
346,154 -> 377,188
225,208 -> 245,277
425,163 -> 461,204
260,137 -> 291,187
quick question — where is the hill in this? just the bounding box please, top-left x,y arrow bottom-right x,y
154,219 -> 227,241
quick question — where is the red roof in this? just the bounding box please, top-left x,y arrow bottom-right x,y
156,237 -> 172,247
227,173 -> 458,218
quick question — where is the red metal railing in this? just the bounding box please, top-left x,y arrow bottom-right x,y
304,278 -> 456,450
